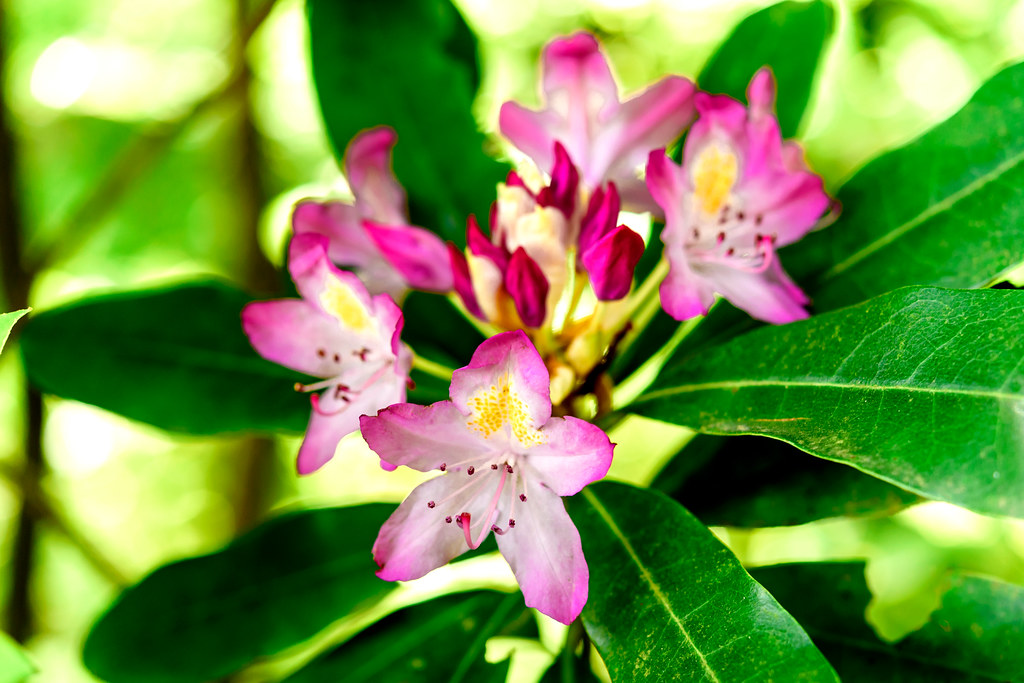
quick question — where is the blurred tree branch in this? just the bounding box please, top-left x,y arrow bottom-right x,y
24,0 -> 282,273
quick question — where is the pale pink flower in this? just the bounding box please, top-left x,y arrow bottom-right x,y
500,32 -> 696,211
293,127 -> 452,299
243,234 -> 411,474
647,69 -> 832,324
360,330 -> 614,624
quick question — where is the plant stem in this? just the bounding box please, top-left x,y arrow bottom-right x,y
411,351 -> 455,381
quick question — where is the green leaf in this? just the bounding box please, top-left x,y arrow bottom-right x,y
84,505 -> 394,683
0,632 -> 34,683
307,0 -> 506,243
652,435 -> 920,528
20,282 -> 309,435
700,1 -> 833,137
284,591 -> 532,683
631,287 -> 1024,518
752,563 -> 1024,681
401,291 -> 483,368
569,482 -> 838,682
667,59 -> 1024,370
0,308 -> 29,356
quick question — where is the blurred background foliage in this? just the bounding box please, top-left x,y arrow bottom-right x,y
1,0 -> 1024,679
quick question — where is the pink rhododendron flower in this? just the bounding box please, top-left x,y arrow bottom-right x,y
500,32 -> 696,211
647,68 -> 832,324
242,233 -> 412,474
293,127 -> 452,299
450,144 -> 644,329
360,330 -> 614,624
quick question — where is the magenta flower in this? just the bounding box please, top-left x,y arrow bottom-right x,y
499,32 -> 696,211
293,127 -> 452,299
360,330 -> 614,624
242,233 -> 412,474
450,144 -> 644,329
646,69 -> 832,324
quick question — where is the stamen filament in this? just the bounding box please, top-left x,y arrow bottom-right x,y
472,466 -> 508,548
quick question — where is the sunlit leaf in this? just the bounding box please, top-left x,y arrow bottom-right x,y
307,0 -> 506,243
0,309 -> 29,356
569,482 -> 838,682
0,632 -> 34,683
753,563 -> 1024,681
631,287 -> 1024,518
700,0 -> 833,137
84,505 -> 394,683
284,591 -> 532,683
20,282 -> 308,434
652,434 -> 919,527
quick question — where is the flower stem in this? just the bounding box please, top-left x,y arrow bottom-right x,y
611,314 -> 701,408
411,351 -> 455,381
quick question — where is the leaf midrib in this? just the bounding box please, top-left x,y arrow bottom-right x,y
636,377 -> 1023,404
581,488 -> 721,683
819,138 -> 1024,282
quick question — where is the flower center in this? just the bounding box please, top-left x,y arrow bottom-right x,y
692,142 -> 738,217
466,378 -> 546,447
319,275 -> 372,333
425,459 -> 528,549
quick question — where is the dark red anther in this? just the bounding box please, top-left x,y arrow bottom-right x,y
333,353 -> 341,363
467,466 -> 475,476
508,519 -> 516,528
737,211 -> 745,220
445,516 -> 453,524
519,494 -> 527,502
717,232 -> 726,244
491,464 -> 498,470
755,214 -> 764,225
440,462 -> 446,471
427,501 -> 435,509
755,233 -> 763,243
316,349 -> 326,357
726,248 -> 735,256
692,228 -> 700,239
506,464 -> 514,474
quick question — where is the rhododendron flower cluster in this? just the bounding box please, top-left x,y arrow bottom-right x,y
242,31 -> 833,624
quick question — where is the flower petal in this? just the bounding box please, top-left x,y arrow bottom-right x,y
700,258 -> 809,325
241,299 -> 346,377
499,102 -> 561,175
298,364 -> 408,474
536,142 -> 578,217
359,401 -> 487,473
344,126 -> 407,225
494,485 -> 588,625
659,247 -> 717,321
578,182 -> 620,256
291,200 -> 377,269
505,247 -> 550,328
363,221 -> 454,293
581,224 -> 644,301
592,75 -> 697,188
527,416 -> 614,496
450,330 -> 552,432
373,473 -> 496,581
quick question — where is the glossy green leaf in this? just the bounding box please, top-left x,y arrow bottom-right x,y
653,434 -> 919,528
84,505 -> 394,683
752,563 -> 1024,681
665,59 -> 1024,370
0,632 -> 34,683
284,591 -> 533,683
307,0 -> 506,243
632,287 -> 1024,518
20,282 -> 309,434
569,482 -> 838,682
401,291 -> 483,368
0,308 -> 29,356
700,0 -> 833,137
